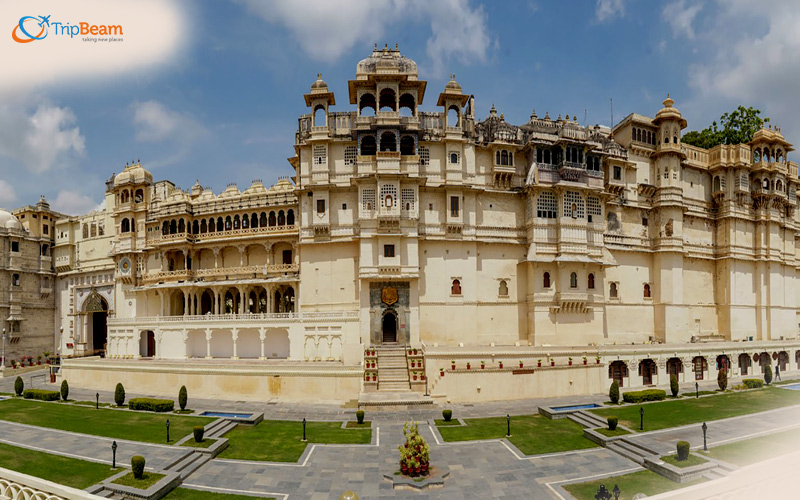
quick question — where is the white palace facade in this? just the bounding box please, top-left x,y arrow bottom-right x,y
32,46 -> 800,401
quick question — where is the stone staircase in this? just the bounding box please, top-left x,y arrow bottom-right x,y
567,410 -> 608,429
377,345 -> 410,392
606,438 -> 661,465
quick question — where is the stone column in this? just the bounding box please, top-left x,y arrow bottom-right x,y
231,328 -> 239,360
159,292 -> 165,316
259,327 -> 266,360
205,328 -> 212,359
237,287 -> 246,314
213,248 -> 219,269
182,329 -> 188,360
155,329 -> 162,359
183,290 -> 189,317
238,246 -> 245,267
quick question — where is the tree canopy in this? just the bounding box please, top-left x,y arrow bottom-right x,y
682,106 -> 769,149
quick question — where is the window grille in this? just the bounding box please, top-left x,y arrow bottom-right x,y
587,196 -> 602,216
380,184 -> 397,208
361,188 -> 376,211
344,145 -> 357,165
536,191 -> 557,219
401,189 -> 415,211
419,146 -> 430,165
313,145 -> 327,166
563,191 -> 585,218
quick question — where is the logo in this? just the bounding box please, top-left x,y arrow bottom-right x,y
12,15 -> 123,44
381,287 -> 398,306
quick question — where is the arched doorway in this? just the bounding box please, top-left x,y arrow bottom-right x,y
738,353 -> 751,375
639,359 -> 656,386
666,357 -> 682,379
608,360 -> 627,387
382,310 -> 397,343
140,330 -> 155,358
84,291 -> 109,355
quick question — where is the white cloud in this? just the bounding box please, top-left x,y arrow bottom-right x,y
0,0 -> 186,96
662,0 -> 703,39
234,0 -> 492,69
52,189 -> 100,215
131,100 -> 209,168
595,0 -> 626,23
0,179 -> 18,207
0,101 -> 85,174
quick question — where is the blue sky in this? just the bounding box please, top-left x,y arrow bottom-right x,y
2,0 -> 799,214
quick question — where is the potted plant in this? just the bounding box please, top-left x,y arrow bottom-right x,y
551,359 -> 555,367
10,360 -> 16,369
372,373 -> 377,382
408,348 -> 413,356
36,355 -> 42,365
466,362 -> 471,370
583,356 -> 587,365
481,360 -> 485,369
44,351 -> 51,364
440,368 -> 445,377
413,348 -> 418,355
499,360 -> 503,369
596,355 -> 601,364
519,360 -> 524,368
421,373 -> 425,380
364,372 -> 370,381
451,360 -> 456,370
412,371 -> 418,381
568,357 -> 573,366
537,359 -> 542,367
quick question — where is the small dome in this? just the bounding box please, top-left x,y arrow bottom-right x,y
0,210 -> 20,230
310,73 -> 328,91
653,93 -> 687,128
114,161 -> 153,187
444,74 -> 462,92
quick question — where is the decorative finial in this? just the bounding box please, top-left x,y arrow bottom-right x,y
374,43 -> 378,50
395,43 -> 398,50
530,109 -> 537,119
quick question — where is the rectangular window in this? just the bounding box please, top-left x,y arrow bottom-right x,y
342,203 -> 347,210
313,145 -> 327,166
419,146 -> 430,165
316,199 -> 326,214
344,145 -> 357,165
642,217 -> 648,226
450,196 -> 460,217
613,166 -> 622,180
43,225 -> 49,234
11,241 -> 19,252
361,188 -> 376,211
282,250 -> 293,265
384,245 -> 395,258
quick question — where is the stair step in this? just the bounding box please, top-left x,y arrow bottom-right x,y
607,443 -> 646,465
618,438 -> 660,456
207,420 -> 238,438
178,454 -> 211,479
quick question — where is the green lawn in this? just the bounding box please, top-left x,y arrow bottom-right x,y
699,427 -> 800,466
181,438 -> 217,449
219,420 -> 372,462
596,427 -> 630,437
563,469 -> 702,500
435,414 -> 597,455
344,421 -> 371,428
113,471 -> 165,489
0,398 -> 212,444
433,419 -> 460,426
591,387 -> 800,431
0,442 -> 115,489
164,488 -> 275,500
662,454 -> 707,468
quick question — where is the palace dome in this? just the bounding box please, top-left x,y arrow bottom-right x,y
0,210 -> 21,230
114,161 -> 153,187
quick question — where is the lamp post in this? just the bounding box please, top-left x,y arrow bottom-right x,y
95,392 -> 99,409
613,484 -> 620,500
111,441 -> 117,469
506,414 -> 511,437
639,407 -> 644,431
1,328 -> 6,370
695,381 -> 699,398
702,422 -> 708,451
166,419 -> 170,443
302,418 -> 307,442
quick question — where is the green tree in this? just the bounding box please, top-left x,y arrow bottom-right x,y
682,106 -> 769,149
609,380 -> 620,404
764,364 -> 773,385
670,374 -> 679,397
178,385 -> 188,411
114,383 -> 125,407
60,380 -> 69,401
717,368 -> 728,391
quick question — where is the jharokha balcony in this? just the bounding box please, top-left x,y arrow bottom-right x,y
142,264 -> 299,284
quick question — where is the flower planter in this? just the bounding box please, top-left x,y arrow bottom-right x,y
583,360 -> 587,365
440,370 -> 444,377
481,364 -> 485,369
372,375 -> 377,382
551,361 -> 555,367
569,361 -> 572,366
596,359 -> 601,364
537,362 -> 541,367
519,362 -> 524,368
421,375 -> 426,380
413,349 -> 418,355
466,363 -> 471,370
413,375 -> 418,381
451,364 -> 456,370
499,362 -> 503,369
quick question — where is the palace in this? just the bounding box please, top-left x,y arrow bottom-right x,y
6,46 -> 800,401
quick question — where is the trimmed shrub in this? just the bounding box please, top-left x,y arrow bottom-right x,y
193,426 -> 204,443
131,455 -> 145,479
622,389 -> 666,404
14,376 -> 23,396
442,409 -> 453,422
742,378 -> 763,389
60,380 -> 69,401
178,386 -> 188,411
764,365 -> 773,385
717,369 -> 728,391
676,441 -> 690,461
670,374 -> 679,397
114,383 -> 125,407
22,389 -> 60,401
609,380 -> 620,404
128,398 -> 174,412
356,410 -> 365,424
607,416 -> 618,431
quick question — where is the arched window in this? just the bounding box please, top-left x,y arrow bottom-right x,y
130,218 -> 135,233
268,211 -> 276,227
178,219 -> 185,233
399,93 -> 415,117
447,106 -> 459,128
776,180 -> 783,192
360,135 -> 376,156
588,273 -> 595,289
359,93 -> 376,116
610,282 -> 618,298
451,279 -> 462,295
287,209 -> 295,226
713,176 -> 721,192
170,220 -> 177,234
450,152 -> 459,164
224,216 -> 231,231
501,150 -> 509,165
754,149 -> 761,162
12,274 -> 20,286
498,280 -> 508,296
313,105 -> 326,126
121,219 -> 130,233
233,215 -> 240,230
217,217 -> 223,231
241,215 -> 249,229
191,220 -> 198,234
200,219 -> 207,233
643,283 -> 651,298
208,218 -> 215,232
543,272 -> 551,289
400,136 -> 415,156
380,131 -> 396,152
378,88 -> 396,111
763,178 -> 770,190
134,189 -> 144,203
278,210 -> 286,226
673,133 -> 678,144
251,213 -> 258,228
162,221 -> 169,235
570,272 -> 578,288
664,134 -> 669,144
259,212 -> 267,227
496,151 -> 501,165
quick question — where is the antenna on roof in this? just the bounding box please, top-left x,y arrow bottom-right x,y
583,108 -> 587,127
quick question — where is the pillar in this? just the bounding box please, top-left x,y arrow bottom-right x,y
259,327 -> 266,360
213,248 -> 219,269
231,328 -> 239,360
237,287 -> 246,314
183,290 -> 189,317
182,329 -> 188,360
205,328 -> 212,359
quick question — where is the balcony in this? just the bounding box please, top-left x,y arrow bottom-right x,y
108,310 -> 359,328
143,269 -> 193,284
552,291 -> 592,314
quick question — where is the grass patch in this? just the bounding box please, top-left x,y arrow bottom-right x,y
436,414 -> 597,455
112,471 -> 165,489
662,454 -> 707,468
219,420 -> 371,462
591,386 -> 800,431
563,469 -> 703,500
433,419 -> 461,426
180,438 -> 216,449
344,421 -> 371,428
163,488 -> 275,500
71,401 -> 113,408
595,427 -> 631,437
0,398 -> 212,444
173,409 -> 195,414
0,442 -> 115,488
699,427 -> 800,466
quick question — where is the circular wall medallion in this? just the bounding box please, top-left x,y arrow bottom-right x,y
385,195 -> 393,208
118,257 -> 131,274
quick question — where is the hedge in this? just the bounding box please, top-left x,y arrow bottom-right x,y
742,378 -> 764,389
193,426 -> 204,443
128,398 -> 174,412
442,409 -> 453,422
60,380 -> 69,401
676,441 -> 690,461
131,456 -> 145,479
14,376 -> 23,396
607,416 -> 618,431
356,410 -> 365,424
178,386 -> 188,411
609,380 -> 620,404
22,389 -> 60,401
622,389 -> 666,404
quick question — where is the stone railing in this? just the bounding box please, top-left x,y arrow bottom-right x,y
150,224 -> 297,244
108,310 -> 359,326
0,467 -> 103,499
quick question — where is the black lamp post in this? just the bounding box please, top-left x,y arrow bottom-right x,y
111,441 -> 117,469
702,422 -> 708,451
639,407 -> 644,431
506,414 -> 511,437
695,381 -> 699,398
95,392 -> 99,409
166,419 -> 170,443
302,418 -> 307,442
612,484 -> 620,500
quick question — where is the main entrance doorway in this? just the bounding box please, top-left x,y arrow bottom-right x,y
146,331 -> 155,357
382,311 -> 397,343
84,290 -> 109,356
